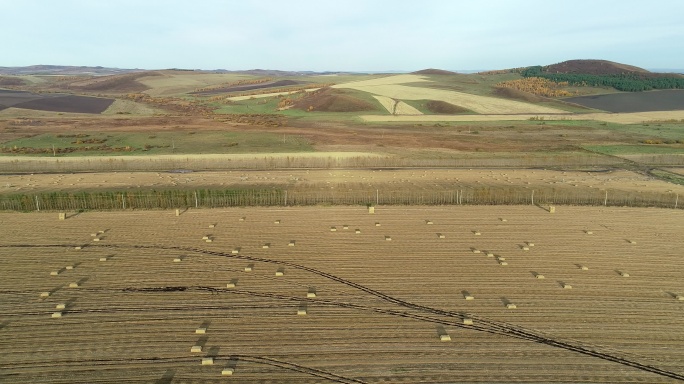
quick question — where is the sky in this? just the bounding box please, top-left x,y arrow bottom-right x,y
2,0 -> 683,71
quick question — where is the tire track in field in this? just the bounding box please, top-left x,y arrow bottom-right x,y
3,243 -> 684,381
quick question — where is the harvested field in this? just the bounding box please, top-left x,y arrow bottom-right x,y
372,95 -> 423,115
359,110 -> 684,124
1,206 -> 683,383
333,75 -> 565,114
2,168 -> 683,195
565,90 -> 684,113
226,88 -> 319,101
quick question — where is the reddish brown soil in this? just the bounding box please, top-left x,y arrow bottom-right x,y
424,100 -> 470,114
12,95 -> 115,114
292,88 -> 378,112
412,68 -> 457,75
544,60 -> 649,75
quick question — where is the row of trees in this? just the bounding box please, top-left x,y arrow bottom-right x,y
522,66 -> 684,91
1,187 -> 679,211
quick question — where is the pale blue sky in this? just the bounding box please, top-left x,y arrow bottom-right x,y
2,0 -> 683,71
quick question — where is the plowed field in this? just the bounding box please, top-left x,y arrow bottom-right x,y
1,206 -> 683,383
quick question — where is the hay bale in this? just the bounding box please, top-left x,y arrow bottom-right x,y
497,256 -> 506,261
439,334 -> 451,342
209,224 -> 215,228
474,231 -> 481,236
343,225 -> 349,230
58,213 -> 66,220
175,209 -> 180,216
500,218 -> 507,222
232,248 -> 240,254
426,220 -> 433,225
580,265 -> 589,270
195,327 -> 207,334
40,292 -> 50,298
99,257 -> 107,262
385,236 -> 392,241
585,230 -> 593,235
330,227 -> 337,232
629,240 -> 637,244
202,235 -> 209,240
275,268 -> 284,277
201,357 -> 214,365
221,368 -> 234,376
375,222 -> 381,227
522,246 -> 529,251
274,220 -> 280,224
205,239 -> 213,243
262,243 -> 270,249
297,308 -> 307,315
506,303 -> 517,309
50,271 -> 60,276
65,265 -> 74,270
92,238 -> 100,242
620,271 -> 630,277
438,233 -> 445,239
239,217 -> 245,222
486,252 -> 494,257
55,303 -> 66,310
90,233 -> 97,237
535,273 -> 545,279
98,230 -> 105,234
191,345 -> 203,353
52,312 -> 63,318
463,318 -> 473,325
472,249 -> 480,254
355,229 -> 361,234
74,246 -> 82,250
562,283 -> 572,289
676,295 -> 684,301
368,206 -> 375,214
288,241 -> 295,246
226,282 -> 235,288
463,293 -> 474,300
244,264 -> 253,272
307,292 -> 316,298
549,206 -> 555,213
68,282 -> 79,288
527,242 -> 535,247
499,261 -> 508,266
173,257 -> 182,262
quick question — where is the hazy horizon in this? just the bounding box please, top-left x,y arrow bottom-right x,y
2,0 -> 683,72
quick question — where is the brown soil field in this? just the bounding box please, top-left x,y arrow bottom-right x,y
293,88 -> 378,112
425,100 -> 470,114
1,206 -> 683,383
11,95 -> 115,114
193,80 -> 305,96
63,72 -> 158,93
564,90 -> 684,113
3,168 -> 683,195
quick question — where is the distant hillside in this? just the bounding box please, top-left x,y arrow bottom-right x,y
0,65 -> 143,76
544,60 -> 649,75
412,68 -> 457,75
292,88 -> 378,112
522,60 -> 684,92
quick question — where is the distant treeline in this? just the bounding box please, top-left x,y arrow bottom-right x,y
522,66 -> 684,92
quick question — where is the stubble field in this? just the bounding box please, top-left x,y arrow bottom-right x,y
1,205 -> 683,383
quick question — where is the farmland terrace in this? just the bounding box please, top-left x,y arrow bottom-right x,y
1,206 -> 683,383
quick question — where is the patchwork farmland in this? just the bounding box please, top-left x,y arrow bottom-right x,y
1,206 -> 683,383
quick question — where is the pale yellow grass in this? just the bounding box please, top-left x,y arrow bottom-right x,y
139,72 -> 254,96
360,111 -> 684,124
334,74 -> 564,114
227,88 -> 319,101
372,95 -> 423,115
101,99 -> 161,116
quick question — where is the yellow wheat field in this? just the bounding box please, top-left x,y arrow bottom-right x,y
372,95 -> 423,115
334,75 -> 565,114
